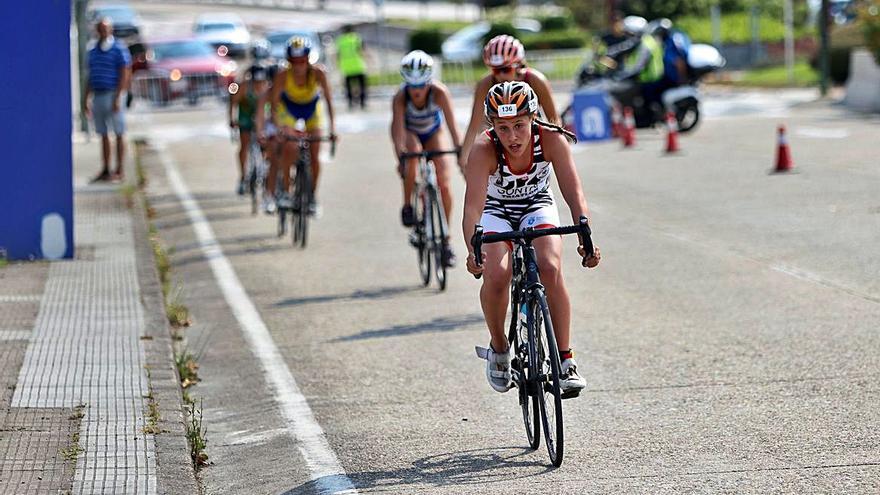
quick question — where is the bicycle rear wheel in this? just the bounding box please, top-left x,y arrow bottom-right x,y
247,143 -> 261,215
416,188 -> 431,286
531,291 -> 564,466
429,187 -> 447,291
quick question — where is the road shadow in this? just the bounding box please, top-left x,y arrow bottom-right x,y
274,285 -> 422,308
280,447 -> 551,494
330,314 -> 484,343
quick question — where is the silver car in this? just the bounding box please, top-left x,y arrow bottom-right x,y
193,13 -> 251,58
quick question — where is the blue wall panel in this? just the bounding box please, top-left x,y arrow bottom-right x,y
0,1 -> 73,260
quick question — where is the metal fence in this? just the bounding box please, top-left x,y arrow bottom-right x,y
131,71 -> 230,106
368,48 -> 590,88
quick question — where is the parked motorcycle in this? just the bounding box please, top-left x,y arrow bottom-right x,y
562,43 -> 726,134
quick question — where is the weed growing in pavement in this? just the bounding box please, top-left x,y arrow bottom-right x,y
120,184 -> 137,209
186,400 -> 209,468
166,284 -> 191,328
149,224 -> 171,297
143,367 -> 163,435
67,404 -> 86,422
182,390 -> 193,406
60,432 -> 84,461
175,348 -> 200,389
135,147 -> 147,188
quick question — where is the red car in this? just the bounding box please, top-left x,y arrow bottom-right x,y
129,38 -> 237,105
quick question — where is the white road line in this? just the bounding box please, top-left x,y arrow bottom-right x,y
157,145 -> 358,495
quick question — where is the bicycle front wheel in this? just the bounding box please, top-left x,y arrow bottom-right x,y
292,161 -> 310,248
416,188 -> 431,286
429,187 -> 447,291
513,313 -> 540,450
531,290 -> 564,466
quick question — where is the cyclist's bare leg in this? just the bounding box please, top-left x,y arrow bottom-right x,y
533,235 -> 571,351
281,140 -> 300,192
265,137 -> 279,196
309,131 -> 321,197
238,129 -> 250,180
402,133 -> 420,205
480,243 -> 513,353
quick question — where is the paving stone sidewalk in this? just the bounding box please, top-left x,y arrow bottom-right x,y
0,136 -> 198,494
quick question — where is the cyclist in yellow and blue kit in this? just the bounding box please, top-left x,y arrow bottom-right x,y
269,36 -> 336,216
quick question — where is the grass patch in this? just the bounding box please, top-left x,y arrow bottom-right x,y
186,400 -> 209,469
386,18 -> 471,33
677,13 -> 814,44
734,60 -> 819,87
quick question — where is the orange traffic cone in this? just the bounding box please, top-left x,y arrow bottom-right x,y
773,125 -> 794,173
664,111 -> 680,154
610,103 -> 622,138
622,107 -> 636,148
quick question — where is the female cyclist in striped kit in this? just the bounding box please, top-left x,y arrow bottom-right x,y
390,50 -> 463,267
461,35 -> 562,169
462,81 -> 601,394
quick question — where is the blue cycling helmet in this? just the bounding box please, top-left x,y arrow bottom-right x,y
286,36 -> 312,59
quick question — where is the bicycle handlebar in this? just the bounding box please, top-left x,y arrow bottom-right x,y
279,133 -> 337,157
470,216 -> 595,279
397,149 -> 459,169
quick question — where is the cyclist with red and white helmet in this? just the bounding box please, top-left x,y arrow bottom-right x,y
391,50 -> 463,266
461,35 -> 561,168
462,81 -> 600,394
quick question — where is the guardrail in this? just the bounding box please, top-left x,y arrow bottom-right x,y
367,48 -> 588,88
131,71 -> 230,106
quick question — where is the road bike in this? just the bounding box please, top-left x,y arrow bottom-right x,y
471,217 -> 594,467
399,150 -> 458,290
276,132 -> 335,248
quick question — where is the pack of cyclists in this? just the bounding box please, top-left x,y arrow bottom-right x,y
229,33 -> 601,395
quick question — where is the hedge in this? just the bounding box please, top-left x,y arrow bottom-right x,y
521,29 -> 588,50
409,28 -> 445,55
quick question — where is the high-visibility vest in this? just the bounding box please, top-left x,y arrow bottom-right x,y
336,33 -> 366,76
626,34 -> 664,83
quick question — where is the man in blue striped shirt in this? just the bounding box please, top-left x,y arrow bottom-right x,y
85,18 -> 131,182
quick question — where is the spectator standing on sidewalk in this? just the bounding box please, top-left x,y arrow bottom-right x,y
85,18 -> 131,182
336,25 -> 368,110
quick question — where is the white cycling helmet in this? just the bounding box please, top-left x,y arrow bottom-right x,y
623,16 -> 647,36
400,50 -> 433,86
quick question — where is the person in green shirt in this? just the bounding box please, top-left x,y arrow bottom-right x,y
336,25 -> 368,109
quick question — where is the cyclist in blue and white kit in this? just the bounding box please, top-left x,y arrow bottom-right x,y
463,81 -> 601,394
390,50 -> 463,267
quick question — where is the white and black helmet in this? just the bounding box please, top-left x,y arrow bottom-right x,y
400,50 -> 433,86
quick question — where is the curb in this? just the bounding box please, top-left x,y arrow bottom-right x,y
129,165 -> 202,494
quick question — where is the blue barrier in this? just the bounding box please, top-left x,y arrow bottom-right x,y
572,89 -> 612,142
0,4 -> 73,260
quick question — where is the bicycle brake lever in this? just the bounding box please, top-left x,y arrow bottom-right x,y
471,225 -> 484,279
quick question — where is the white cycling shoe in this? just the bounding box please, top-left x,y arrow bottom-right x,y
560,358 -> 586,394
476,345 -> 513,393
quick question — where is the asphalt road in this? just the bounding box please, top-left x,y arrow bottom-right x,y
121,3 -> 880,494
129,88 -> 880,494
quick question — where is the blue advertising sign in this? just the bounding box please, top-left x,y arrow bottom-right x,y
572,89 -> 612,142
0,3 -> 73,260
